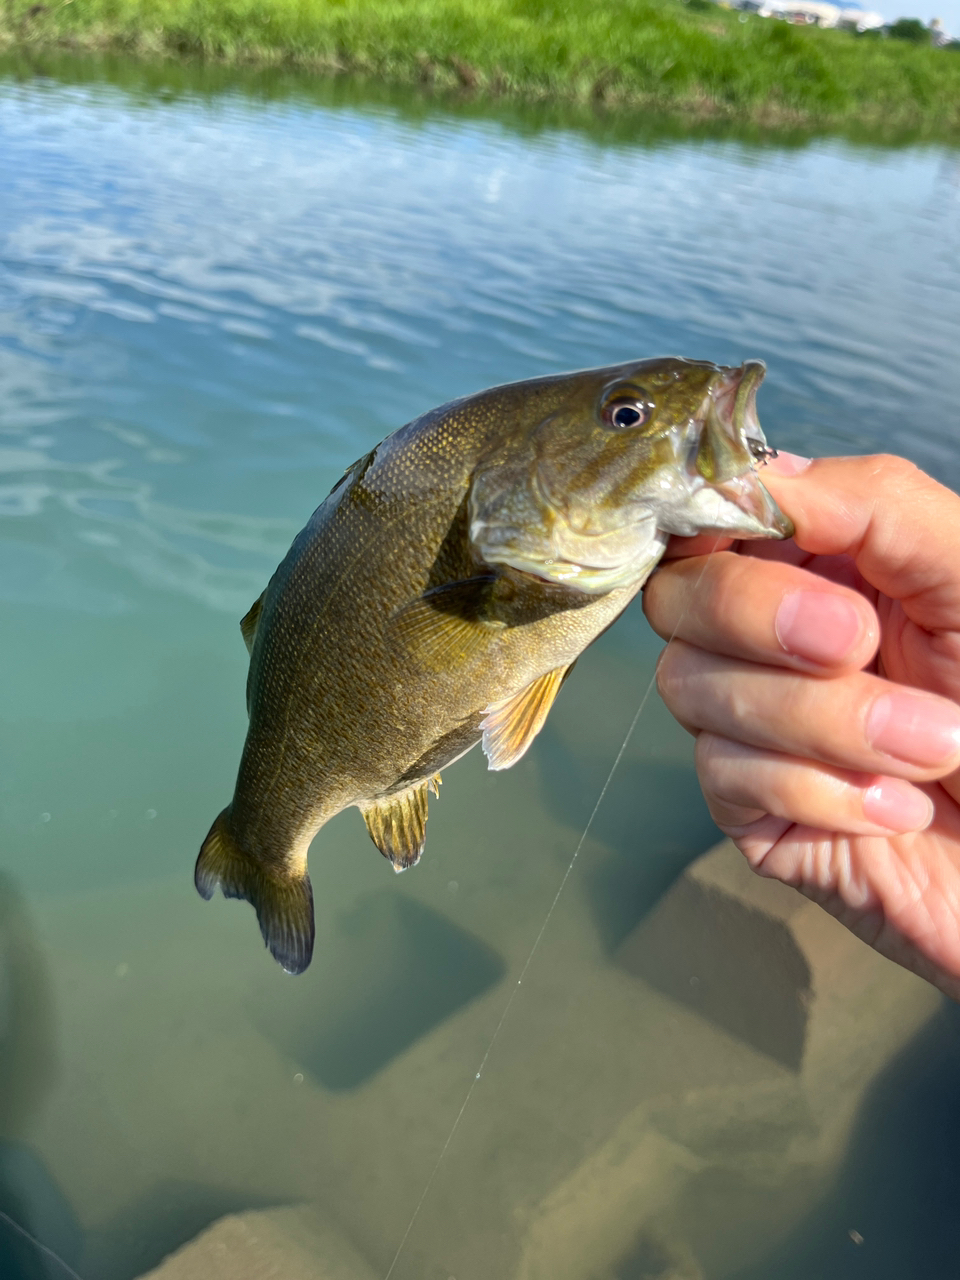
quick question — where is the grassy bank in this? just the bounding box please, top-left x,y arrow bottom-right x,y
2,0 -> 960,129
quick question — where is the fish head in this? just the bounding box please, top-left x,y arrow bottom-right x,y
469,356 -> 793,593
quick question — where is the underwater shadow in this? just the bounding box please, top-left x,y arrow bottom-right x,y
81,1179 -> 287,1280
254,889 -> 505,1090
0,871 -> 82,1280
535,726 -> 720,953
726,999 -> 960,1280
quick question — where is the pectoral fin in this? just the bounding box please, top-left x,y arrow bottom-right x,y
481,664 -> 571,771
389,578 -> 504,671
361,779 -> 440,872
240,591 -> 265,655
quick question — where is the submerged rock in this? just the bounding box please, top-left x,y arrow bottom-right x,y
515,839 -> 941,1280
135,1205 -> 378,1280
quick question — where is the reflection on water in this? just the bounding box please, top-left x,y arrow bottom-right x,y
1,55 -> 960,1279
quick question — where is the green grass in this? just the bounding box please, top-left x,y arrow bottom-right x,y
2,0 -> 960,129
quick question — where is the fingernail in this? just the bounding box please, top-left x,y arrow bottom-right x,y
863,779 -> 934,832
776,591 -> 863,666
867,691 -> 960,767
765,451 -> 812,476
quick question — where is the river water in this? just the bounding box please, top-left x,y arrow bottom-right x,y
2,56 -> 960,1280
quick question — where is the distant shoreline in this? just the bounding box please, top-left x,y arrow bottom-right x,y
2,0 -> 959,132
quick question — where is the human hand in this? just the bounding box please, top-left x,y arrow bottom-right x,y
644,453 -> 960,1000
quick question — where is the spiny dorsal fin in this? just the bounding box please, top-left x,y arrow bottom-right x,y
240,591 -> 266,655
361,781 -> 437,872
481,664 -> 571,772
388,578 -> 504,672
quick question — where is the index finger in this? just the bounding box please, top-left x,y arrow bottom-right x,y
762,453 -> 960,633
644,549 -> 880,673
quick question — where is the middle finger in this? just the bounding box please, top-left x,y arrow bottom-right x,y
645,550 -> 880,673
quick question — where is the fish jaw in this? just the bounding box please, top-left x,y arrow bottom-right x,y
656,361 -> 794,540
468,358 -> 793,594
658,466 -> 793,539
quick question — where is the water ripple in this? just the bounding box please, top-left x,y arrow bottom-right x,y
1,82 -> 960,619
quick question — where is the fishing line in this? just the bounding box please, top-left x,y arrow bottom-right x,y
0,1209 -> 85,1280
382,538 -> 722,1280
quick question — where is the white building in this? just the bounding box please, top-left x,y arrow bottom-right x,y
737,0 -> 885,27
834,2 -> 887,29
929,17 -> 956,44
759,0 -> 842,25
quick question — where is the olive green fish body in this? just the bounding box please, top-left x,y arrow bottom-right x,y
196,359 -> 792,973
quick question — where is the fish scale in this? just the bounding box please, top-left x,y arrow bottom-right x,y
195,357 -> 792,974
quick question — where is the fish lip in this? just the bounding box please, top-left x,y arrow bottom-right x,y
714,470 -> 795,538
732,358 -> 766,439
689,359 -> 794,540
699,359 -> 766,462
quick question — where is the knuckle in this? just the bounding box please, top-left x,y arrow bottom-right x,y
643,564 -> 681,635
867,453 -> 922,491
655,655 -> 677,705
654,641 -> 687,702
643,562 -> 670,601
774,680 -> 812,736
696,733 -> 810,822
696,739 -> 770,820
765,771 -> 804,819
693,730 -> 729,783
723,684 -> 754,727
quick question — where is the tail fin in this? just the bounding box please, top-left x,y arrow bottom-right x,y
195,810 -> 315,975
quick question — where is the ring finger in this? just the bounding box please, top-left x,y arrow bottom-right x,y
695,733 -> 935,836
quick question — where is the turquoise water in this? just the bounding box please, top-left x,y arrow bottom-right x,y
2,60 -> 960,1280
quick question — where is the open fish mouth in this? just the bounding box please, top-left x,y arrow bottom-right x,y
735,360 -> 773,456
696,359 -> 770,483
684,360 -> 794,540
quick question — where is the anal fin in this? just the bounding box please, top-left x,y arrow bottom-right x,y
481,664 -> 571,771
361,779 -> 438,872
240,591 -> 265,655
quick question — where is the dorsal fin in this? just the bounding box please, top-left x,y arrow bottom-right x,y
480,664 -> 571,772
240,591 -> 265,655
361,780 -> 439,872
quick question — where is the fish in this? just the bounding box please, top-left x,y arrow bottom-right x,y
195,357 -> 792,974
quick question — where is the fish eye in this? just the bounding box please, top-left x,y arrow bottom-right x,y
603,399 -> 652,430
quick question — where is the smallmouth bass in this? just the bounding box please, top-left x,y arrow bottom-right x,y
196,357 -> 792,973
